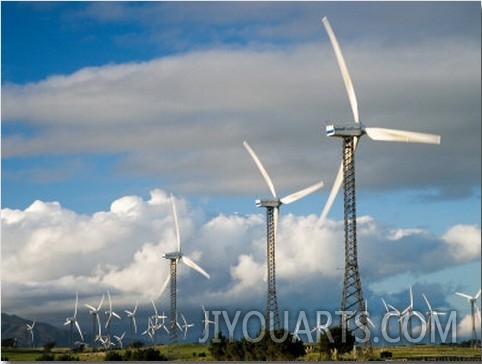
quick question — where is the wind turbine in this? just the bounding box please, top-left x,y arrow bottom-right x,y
150,298 -> 169,345
320,16 -> 440,332
114,332 -> 126,349
399,286 -> 426,340
381,298 -> 401,337
160,194 -> 210,346
422,293 -> 446,340
179,313 -> 194,341
124,301 -> 138,347
25,319 -> 35,348
104,290 -> 121,347
455,289 -> 481,347
243,140 -> 324,330
85,294 -> 104,349
64,292 -> 84,350
202,305 -> 215,339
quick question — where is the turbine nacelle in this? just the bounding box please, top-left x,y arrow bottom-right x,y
163,252 -> 182,260
326,123 -> 364,138
256,198 -> 281,208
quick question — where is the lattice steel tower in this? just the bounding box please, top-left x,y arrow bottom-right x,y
163,253 -> 180,346
340,137 -> 366,330
258,200 -> 281,331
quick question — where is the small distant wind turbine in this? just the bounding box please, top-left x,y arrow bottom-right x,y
243,140 -> 324,330
104,290 -> 121,347
114,332 -> 126,349
25,319 -> 36,348
320,16 -> 440,333
64,292 -> 84,349
141,317 -> 155,343
160,194 -> 210,346
455,289 -> 481,347
179,313 -> 194,341
124,301 -> 138,347
85,294 -> 104,348
399,286 -> 425,339
202,305 -> 215,338
422,293 -> 446,338
150,298 -> 168,345
381,298 -> 401,337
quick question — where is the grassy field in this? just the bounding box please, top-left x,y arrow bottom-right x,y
2,344 -> 480,361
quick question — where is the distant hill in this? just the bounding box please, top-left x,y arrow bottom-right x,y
1,313 -> 71,348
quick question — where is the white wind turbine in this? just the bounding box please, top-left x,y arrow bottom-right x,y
319,16 -> 440,332
399,286 -> 425,340
64,292 -> 84,349
25,319 -> 36,348
85,294 -> 104,348
160,194 -> 210,346
455,289 -> 481,347
202,305 -> 215,339
124,301 -> 138,347
114,332 -> 126,349
104,290 -> 121,347
150,298 -> 169,345
381,298 -> 401,337
422,293 -> 446,339
243,140 -> 324,330
179,313 -> 194,341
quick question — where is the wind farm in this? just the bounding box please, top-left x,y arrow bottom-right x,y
2,2 -> 480,362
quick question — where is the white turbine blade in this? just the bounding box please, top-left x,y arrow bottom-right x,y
170,194 -> 181,252
320,161 -> 343,221
97,294 -> 105,311
159,272 -> 171,298
476,305 -> 481,322
85,304 -> 97,312
422,293 -> 433,312
243,140 -> 277,198
74,292 -> 79,318
151,298 -> 159,317
455,292 -> 473,300
182,256 -> 210,279
366,316 -> 376,328
75,320 -> 84,342
475,289 -> 481,300
387,304 -> 400,315
133,301 -> 138,315
381,298 -> 389,313
322,16 -> 359,123
280,180 -> 324,205
107,289 -> 112,310
409,286 -> 413,309
112,311 -> 121,320
133,316 -> 138,334
412,311 -> 426,325
365,127 -> 440,144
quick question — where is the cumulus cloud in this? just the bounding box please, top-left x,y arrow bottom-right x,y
2,189 -> 479,319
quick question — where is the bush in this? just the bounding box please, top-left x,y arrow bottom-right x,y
56,354 -> 80,361
104,351 -> 123,361
318,325 -> 356,356
35,353 -> 54,361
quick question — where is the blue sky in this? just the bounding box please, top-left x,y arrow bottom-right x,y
1,1 -> 481,343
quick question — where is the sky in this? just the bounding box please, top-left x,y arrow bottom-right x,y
1,1 -> 481,344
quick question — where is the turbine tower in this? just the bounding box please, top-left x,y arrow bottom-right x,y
85,294 -> 104,349
455,289 -> 481,347
243,140 -> 324,330
64,292 -> 84,350
160,194 -> 210,347
320,16 -> 440,332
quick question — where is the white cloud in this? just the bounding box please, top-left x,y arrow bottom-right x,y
2,189 -> 480,320
442,224 -> 481,261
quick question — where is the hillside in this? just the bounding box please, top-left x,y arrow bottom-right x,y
1,313 -> 71,348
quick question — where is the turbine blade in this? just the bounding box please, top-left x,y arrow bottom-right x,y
476,305 -> 481,323
381,298 -> 389,313
159,272 -> 171,298
74,292 -> 79,318
321,17 -> 359,123
320,136 -> 358,221
409,286 -> 413,309
75,321 -> 84,342
182,256 -> 210,279
243,140 -> 277,198
475,289 -> 481,300
364,127 -> 440,144
170,194 -> 181,252
85,304 -> 96,312
280,180 -> 324,205
151,298 -> 159,317
97,294 -> 105,311
133,301 -> 138,315
455,292 -> 473,300
320,161 -> 343,221
422,293 -> 433,312
133,317 -> 138,334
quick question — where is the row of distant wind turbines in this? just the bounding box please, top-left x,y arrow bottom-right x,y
24,16 -> 477,350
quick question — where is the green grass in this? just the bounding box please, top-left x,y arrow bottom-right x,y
2,344 -> 480,361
